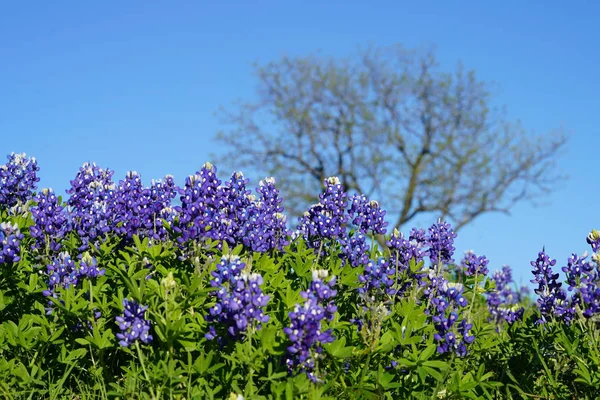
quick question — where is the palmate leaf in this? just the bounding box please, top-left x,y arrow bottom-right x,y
325,336 -> 353,359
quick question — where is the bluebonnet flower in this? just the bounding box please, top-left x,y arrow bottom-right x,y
78,252 -> 106,278
429,280 -> 474,356
461,251 -> 489,277
386,228 -> 428,295
43,252 -> 79,297
353,258 -> 394,348
147,175 -> 178,240
319,177 -> 347,223
422,227 -> 456,300
205,255 -> 270,340
358,258 -> 396,298
388,228 -> 427,268
339,231 -> 370,267
297,177 -> 348,250
587,230 -> 600,253
175,162 -> 222,243
244,177 -> 290,252
347,194 -> 388,235
580,282 -> 600,318
66,163 -> 115,250
108,171 -> 177,241
284,270 -> 337,383
530,249 -> 573,324
30,188 -> 70,253
487,266 -> 524,325
211,171 -> 253,245
561,251 -> 600,318
0,222 -> 24,264
454,319 -> 475,357
561,252 -> 594,292
109,171 -> 151,239
0,152 -> 40,209
43,252 -> 105,299
148,175 -> 177,215
427,220 -> 457,266
116,299 -> 153,347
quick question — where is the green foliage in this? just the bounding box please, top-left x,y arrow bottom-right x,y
0,208 -> 599,399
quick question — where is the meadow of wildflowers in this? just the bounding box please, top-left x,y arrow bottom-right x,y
0,151 -> 599,399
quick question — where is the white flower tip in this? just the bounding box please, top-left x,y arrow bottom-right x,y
312,269 -> 329,281
326,176 -> 341,185
260,177 -> 275,186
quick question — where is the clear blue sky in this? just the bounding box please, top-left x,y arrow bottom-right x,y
1,1 -> 598,286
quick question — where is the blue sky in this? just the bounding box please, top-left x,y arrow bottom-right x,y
1,1 -> 597,286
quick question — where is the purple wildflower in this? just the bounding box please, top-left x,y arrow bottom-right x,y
148,175 -> 177,216
561,253 -> 594,291
561,250 -> 600,318
430,280 -> 474,357
530,249 -> 573,324
339,231 -> 370,267
284,270 -> 337,383
244,177 -> 290,252
388,228 -> 427,268
174,162 -> 222,243
386,228 -> 428,295
487,266 -> 524,325
116,299 -> 153,347
205,255 -> 270,340
0,152 -> 40,209
297,177 -> 348,249
66,162 -> 115,250
587,230 -> 600,253
30,188 -> 70,253
347,194 -> 388,235
461,251 -> 489,277
109,171 -> 152,239
0,222 -> 24,264
358,258 -> 396,298
211,171 -> 253,245
427,220 -> 457,266
78,253 -> 105,279
43,252 -> 105,299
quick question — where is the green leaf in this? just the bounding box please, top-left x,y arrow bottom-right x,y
260,326 -> 278,352
325,336 -> 353,359
418,344 -> 436,361
423,360 -> 448,370
422,366 -> 443,381
75,338 -> 90,346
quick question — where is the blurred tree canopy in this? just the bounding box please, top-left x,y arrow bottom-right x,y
215,44 -> 567,232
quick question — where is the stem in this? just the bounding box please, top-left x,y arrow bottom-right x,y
425,259 -> 443,314
430,352 -> 455,400
245,327 -> 256,396
89,345 -> 107,400
360,352 -> 372,384
89,279 -> 94,311
314,241 -> 325,267
136,341 -> 157,400
393,250 -> 400,302
468,271 -> 479,318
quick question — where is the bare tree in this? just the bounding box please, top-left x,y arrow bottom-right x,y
215,45 -> 567,232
